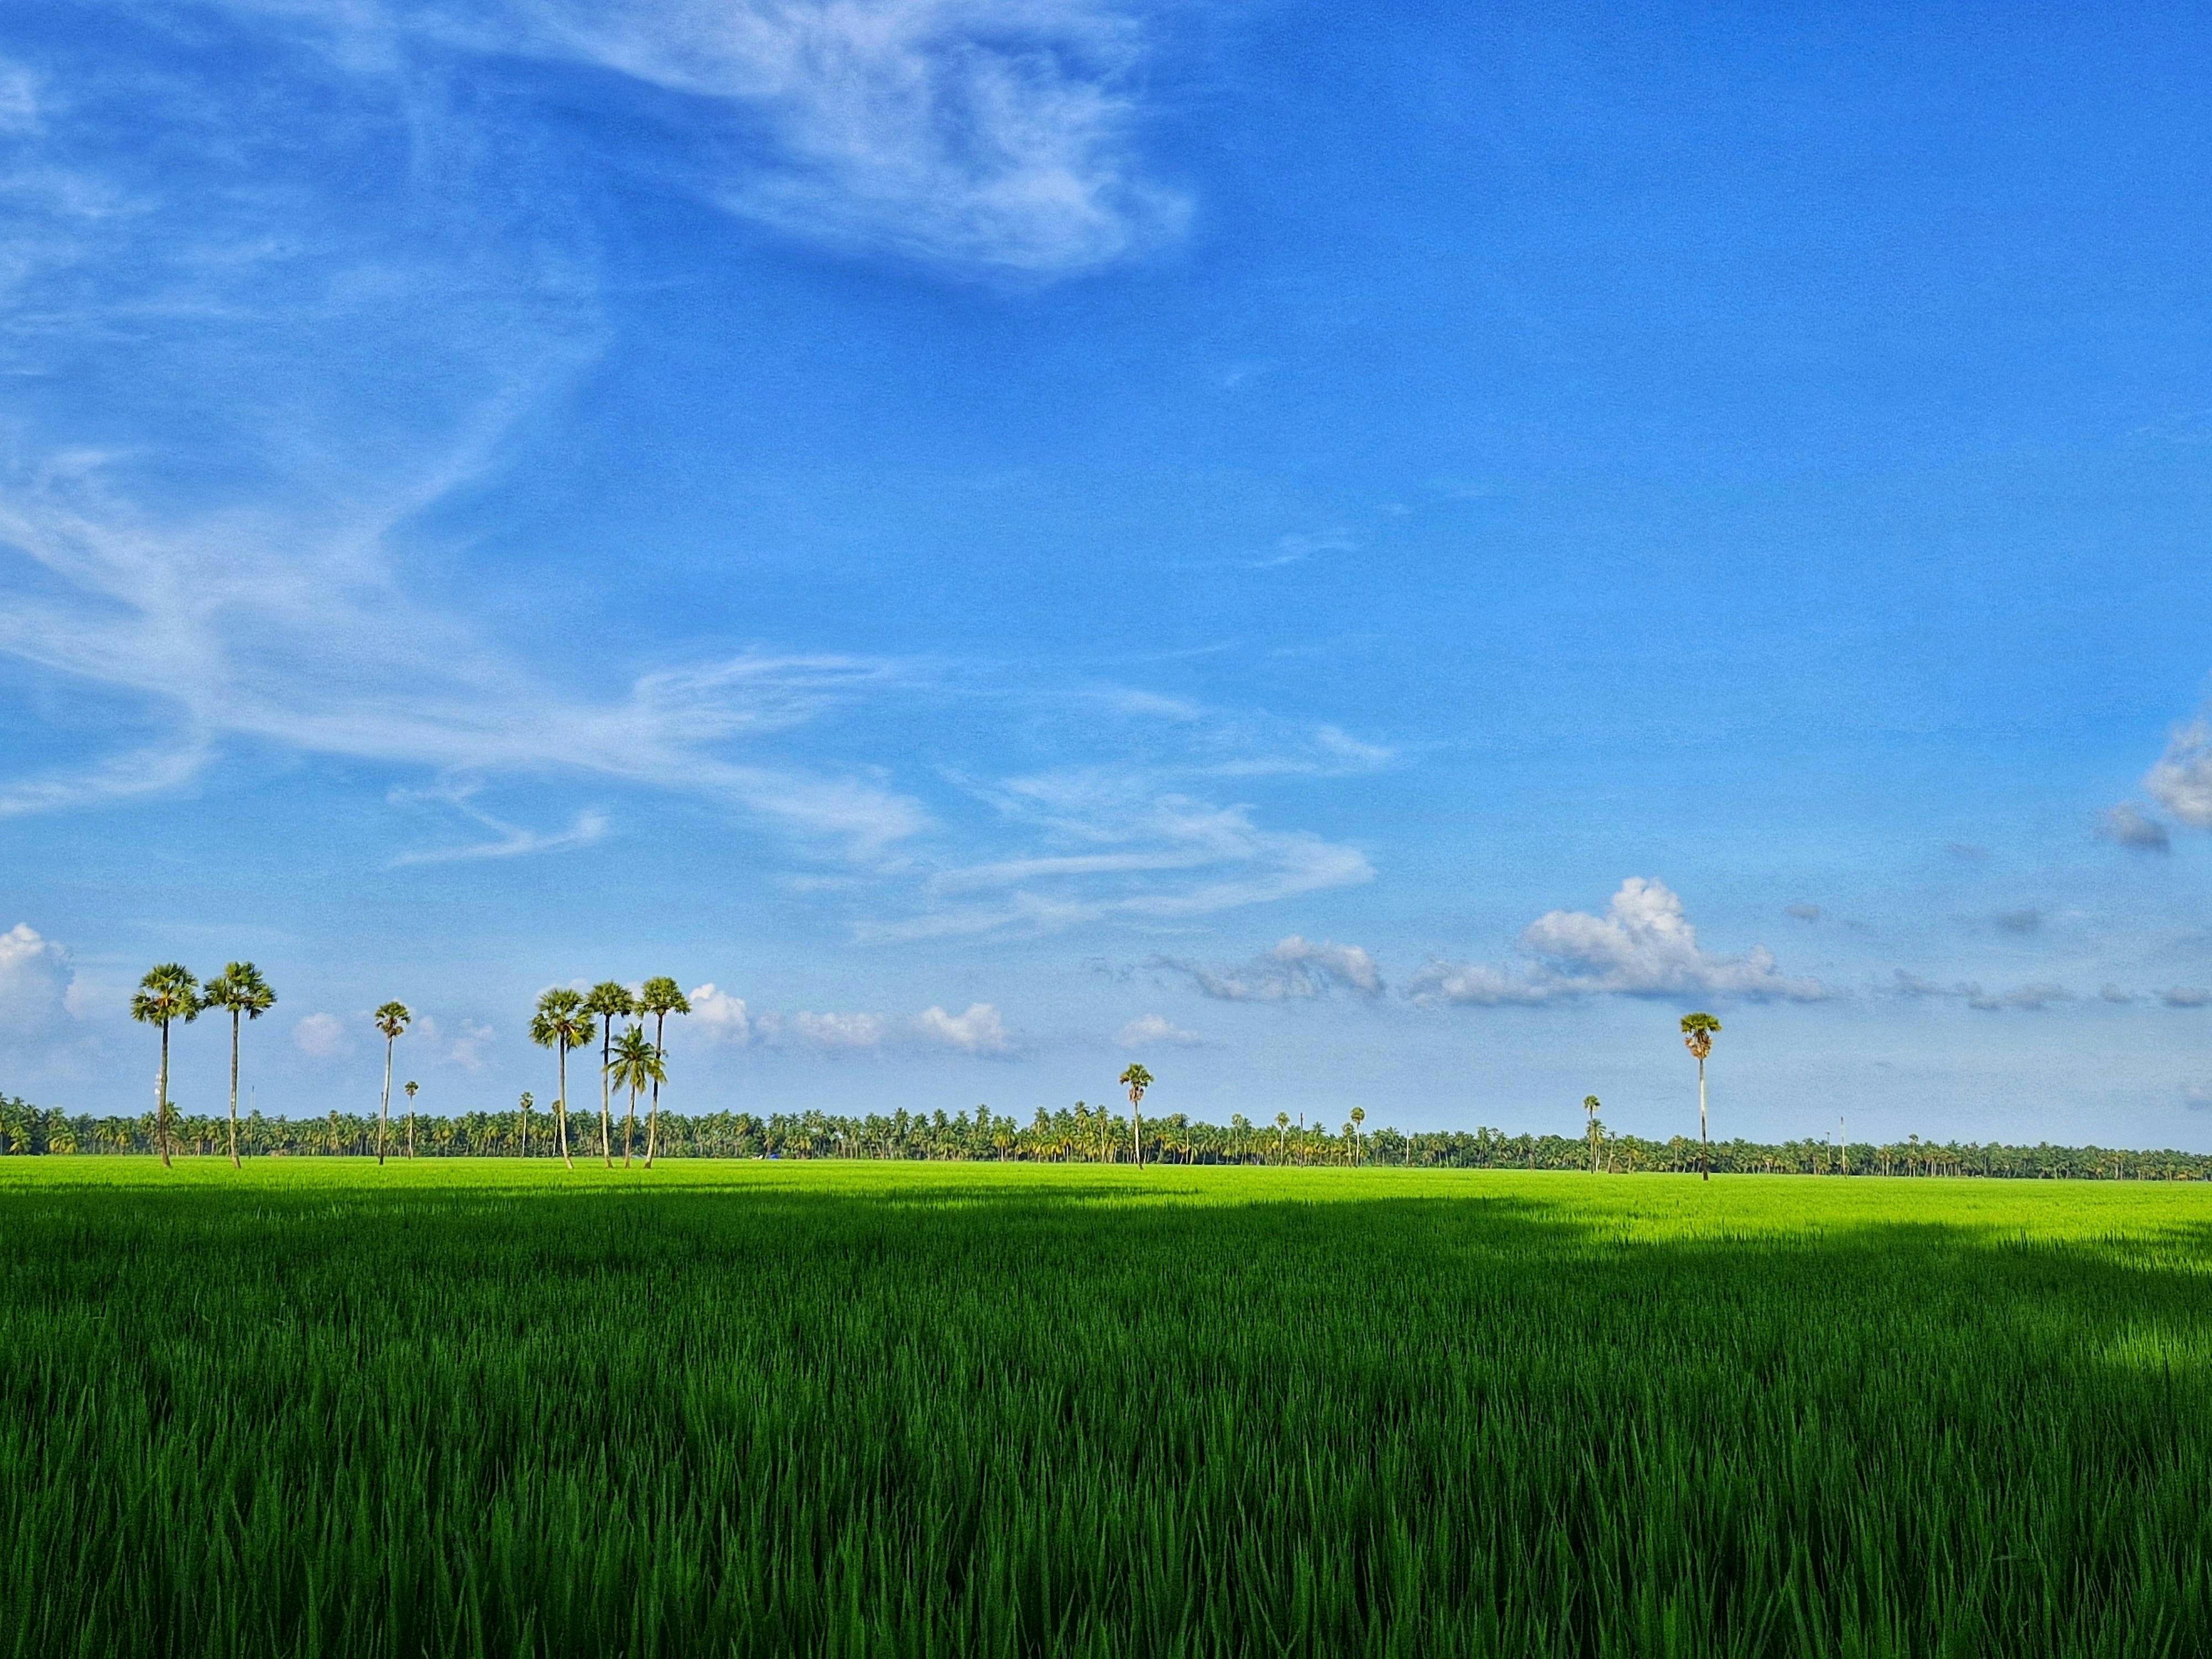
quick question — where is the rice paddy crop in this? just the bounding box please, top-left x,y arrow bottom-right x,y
4,1159 -> 2210,1657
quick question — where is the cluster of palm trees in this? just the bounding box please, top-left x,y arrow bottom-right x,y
129,961 -> 276,1169
527,980 -> 690,1169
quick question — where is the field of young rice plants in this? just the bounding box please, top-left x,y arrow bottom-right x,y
4,1159 -> 2210,1658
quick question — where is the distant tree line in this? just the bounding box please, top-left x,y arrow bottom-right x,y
0,1092 -> 2205,1180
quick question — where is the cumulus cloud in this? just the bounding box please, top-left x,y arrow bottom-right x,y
2097,802 -> 2171,853
2100,984 -> 2136,1004
1785,903 -> 1822,922
914,1002 -> 1011,1054
293,1012 -> 354,1060
2161,987 -> 2212,1009
0,922 -> 74,1032
1154,935 -> 1384,1002
2147,719 -> 2212,828
770,1011 -> 889,1050
688,983 -> 752,1044
1410,879 -> 1828,1007
1118,1013 -> 1202,1048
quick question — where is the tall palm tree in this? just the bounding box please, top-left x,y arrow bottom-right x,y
583,982 -> 635,1168
200,962 -> 275,1170
530,988 -> 593,1170
1349,1104 -> 1366,1165
404,1080 -> 419,1158
607,1027 -> 665,1167
131,964 -> 201,1168
373,1002 -> 411,1165
1585,1095 -> 1602,1174
1275,1110 -> 1290,1162
518,1091 -> 534,1158
637,977 -> 690,1169
1681,1013 -> 1721,1182
1118,1063 -> 1152,1168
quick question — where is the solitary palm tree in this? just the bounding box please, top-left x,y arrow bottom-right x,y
529,988 -> 593,1170
131,964 -> 201,1168
200,962 -> 275,1170
637,977 -> 690,1169
1275,1110 -> 1290,1161
1349,1104 -> 1366,1165
518,1091 -> 534,1158
607,1027 -> 665,1166
1585,1095 -> 1602,1174
373,1002 -> 411,1165
1681,1013 -> 1721,1181
1119,1063 -> 1152,1168
583,982 -> 635,1168
404,1080 -> 419,1158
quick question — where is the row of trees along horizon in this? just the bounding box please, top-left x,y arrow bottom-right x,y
0,961 -> 2174,1179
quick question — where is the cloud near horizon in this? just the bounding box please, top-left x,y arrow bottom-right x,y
1408,879 -> 1829,1007
682,985 -> 1010,1054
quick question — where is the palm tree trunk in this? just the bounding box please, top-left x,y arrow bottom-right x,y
407,1107 -> 415,1159
598,1026 -> 613,1168
1131,1100 -> 1142,1168
228,1010 -> 242,1170
1698,1057 -> 1709,1182
157,1021 -> 173,1168
378,1039 -> 393,1165
645,1013 -> 665,1168
624,1083 -> 637,1168
557,1045 -> 574,1169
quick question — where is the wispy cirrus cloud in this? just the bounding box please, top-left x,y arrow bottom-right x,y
1410,879 -> 1829,1006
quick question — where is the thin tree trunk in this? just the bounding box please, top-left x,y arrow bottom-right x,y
378,1039 -> 392,1165
599,1025 -> 613,1168
228,1010 -> 242,1169
519,1099 -> 529,1158
624,1083 -> 637,1168
645,1013 -> 665,1168
407,1105 -> 415,1159
1698,1057 -> 1709,1181
1131,1099 -> 1142,1168
557,1045 -> 574,1169
158,1022 -> 173,1168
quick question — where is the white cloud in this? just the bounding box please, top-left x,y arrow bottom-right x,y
1118,1012 -> 1201,1048
1156,933 -> 1384,1001
688,983 -> 753,1044
293,1011 -> 354,1060
914,1001 -> 1010,1054
1410,879 -> 1829,1007
2161,987 -> 2212,1009
1785,902 -> 1822,922
509,0 -> 1187,275
2100,984 -> 2136,1004
2098,802 -> 2171,853
388,782 -> 609,866
0,922 -> 74,1032
769,1010 -> 889,1050
445,1018 -> 495,1070
2147,719 -> 2212,828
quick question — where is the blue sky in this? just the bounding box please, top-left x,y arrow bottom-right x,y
6,0 -> 2212,1146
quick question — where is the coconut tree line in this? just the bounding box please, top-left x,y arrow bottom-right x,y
11,1078 -> 2212,1178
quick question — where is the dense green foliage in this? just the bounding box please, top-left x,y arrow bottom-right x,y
5,1161 -> 2211,1656
2,1092 -> 2208,1178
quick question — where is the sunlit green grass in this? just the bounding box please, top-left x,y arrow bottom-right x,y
5,1159 -> 2210,1656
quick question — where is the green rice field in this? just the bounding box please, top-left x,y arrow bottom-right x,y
4,1160 -> 2210,1657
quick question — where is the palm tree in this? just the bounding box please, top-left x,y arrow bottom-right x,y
131,964 -> 201,1168
637,977 -> 690,1169
1349,1104 -> 1366,1165
607,1027 -> 665,1166
1585,1095 -> 1602,1175
1119,1063 -> 1152,1168
1275,1110 -> 1290,1162
518,1091 -> 534,1157
200,962 -> 275,1170
583,982 -> 636,1168
529,988 -> 593,1170
404,1080 -> 419,1158
373,1002 -> 411,1165
1681,1013 -> 1721,1182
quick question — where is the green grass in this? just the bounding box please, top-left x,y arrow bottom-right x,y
4,1160 -> 2211,1657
